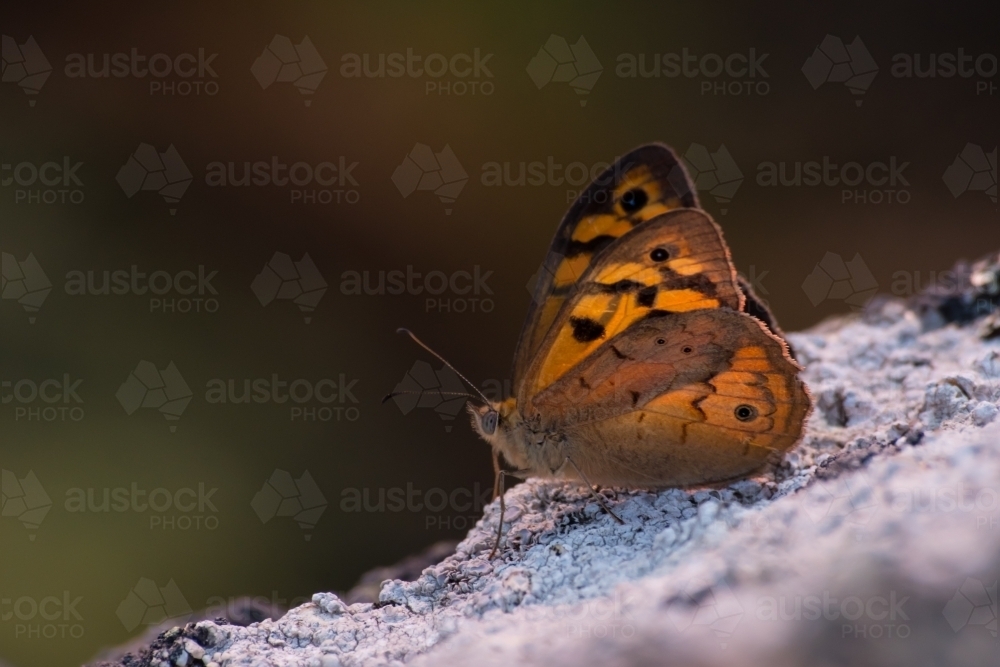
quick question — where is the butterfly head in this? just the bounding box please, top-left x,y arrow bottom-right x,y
469,398 -> 517,441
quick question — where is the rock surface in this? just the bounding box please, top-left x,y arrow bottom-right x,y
93,253 -> 1000,667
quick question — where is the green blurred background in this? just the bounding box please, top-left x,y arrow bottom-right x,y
0,1 -> 996,665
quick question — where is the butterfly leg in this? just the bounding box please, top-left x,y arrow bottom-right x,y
492,450 -> 501,500
488,465 -> 532,559
489,469 -> 507,559
564,456 -> 624,524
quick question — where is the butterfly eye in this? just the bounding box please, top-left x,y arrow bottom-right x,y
482,410 -> 498,435
734,405 -> 758,422
655,338 -> 666,345
682,346 -> 693,354
649,247 -> 670,262
620,188 -> 648,214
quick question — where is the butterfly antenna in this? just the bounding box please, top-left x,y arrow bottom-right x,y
381,390 -> 479,404
396,328 -> 491,405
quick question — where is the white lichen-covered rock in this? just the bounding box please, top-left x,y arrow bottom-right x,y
97,273 -> 1000,667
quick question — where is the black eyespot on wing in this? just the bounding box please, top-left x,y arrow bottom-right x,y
569,316 -> 605,342
682,346 -> 693,354
649,247 -> 670,262
636,286 -> 657,308
655,338 -> 666,345
620,187 -> 648,213
735,404 -> 757,421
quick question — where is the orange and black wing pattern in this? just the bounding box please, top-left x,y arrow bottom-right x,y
519,209 -> 742,402
512,144 -> 699,386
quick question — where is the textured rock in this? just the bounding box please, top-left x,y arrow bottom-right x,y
92,253 -> 1000,667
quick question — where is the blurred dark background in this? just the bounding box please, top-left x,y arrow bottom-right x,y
0,2 -> 996,665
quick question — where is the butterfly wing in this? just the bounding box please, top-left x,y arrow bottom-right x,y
513,144 -> 699,387
532,309 -> 810,488
518,208 -> 744,404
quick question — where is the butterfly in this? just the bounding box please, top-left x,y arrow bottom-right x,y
395,144 -> 811,556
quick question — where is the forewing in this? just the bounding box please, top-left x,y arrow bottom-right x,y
513,143 -> 698,386
520,209 -> 742,401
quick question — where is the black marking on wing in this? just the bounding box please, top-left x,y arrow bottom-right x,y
565,234 -> 623,259
636,286 -> 657,308
603,279 -> 647,294
569,317 -> 605,342
658,266 -> 719,297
